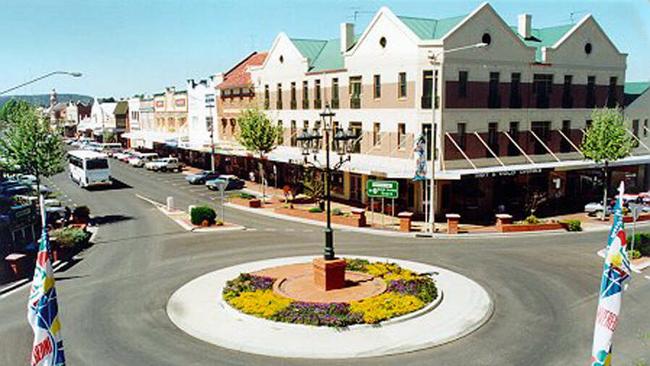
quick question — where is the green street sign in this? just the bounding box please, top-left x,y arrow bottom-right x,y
366,180 -> 399,199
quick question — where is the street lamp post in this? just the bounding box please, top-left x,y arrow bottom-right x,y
296,104 -> 355,260
0,71 -> 82,96
425,42 -> 487,235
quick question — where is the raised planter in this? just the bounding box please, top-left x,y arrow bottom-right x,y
274,207 -> 366,227
623,213 -> 650,223
5,253 -> 28,278
248,199 -> 262,208
497,222 -> 564,233
398,212 -> 413,232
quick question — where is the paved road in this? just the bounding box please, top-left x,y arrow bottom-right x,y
1,161 -> 649,365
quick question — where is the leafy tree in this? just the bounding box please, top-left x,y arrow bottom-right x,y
0,103 -> 66,195
581,107 -> 634,219
237,108 -> 282,201
0,99 -> 32,131
103,130 -> 117,143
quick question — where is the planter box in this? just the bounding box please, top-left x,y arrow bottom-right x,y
497,222 -> 565,233
623,213 -> 650,223
249,199 -> 262,208
275,207 -> 366,227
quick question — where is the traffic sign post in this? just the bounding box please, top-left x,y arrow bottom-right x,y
366,180 -> 398,199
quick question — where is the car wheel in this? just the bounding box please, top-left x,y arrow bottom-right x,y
161,167 -> 167,172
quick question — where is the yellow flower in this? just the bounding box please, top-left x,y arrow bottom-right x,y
350,293 -> 424,324
228,290 -> 292,318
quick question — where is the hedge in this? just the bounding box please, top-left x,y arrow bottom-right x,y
50,227 -> 90,249
190,206 -> 216,226
627,233 -> 650,257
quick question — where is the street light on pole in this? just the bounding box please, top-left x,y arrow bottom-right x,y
0,71 -> 82,96
425,42 -> 487,235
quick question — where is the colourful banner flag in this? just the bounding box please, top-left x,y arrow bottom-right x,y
27,228 -> 66,366
590,182 -> 631,366
413,134 -> 427,181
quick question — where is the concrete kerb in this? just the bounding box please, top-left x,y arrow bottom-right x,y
166,255 -> 493,359
135,194 -> 245,233
224,202 -> 650,240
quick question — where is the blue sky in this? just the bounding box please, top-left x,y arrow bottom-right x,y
1,0 -> 648,98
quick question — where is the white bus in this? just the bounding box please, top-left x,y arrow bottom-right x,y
68,150 -> 112,188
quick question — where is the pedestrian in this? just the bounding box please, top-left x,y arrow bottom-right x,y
249,171 -> 256,183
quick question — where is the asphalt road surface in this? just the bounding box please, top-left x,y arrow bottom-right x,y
1,160 -> 649,365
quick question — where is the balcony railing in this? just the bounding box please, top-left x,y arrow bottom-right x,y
290,99 -> 297,110
276,99 -> 283,110
302,99 -> 309,109
350,96 -> 361,109
331,98 -> 339,109
314,99 -> 322,109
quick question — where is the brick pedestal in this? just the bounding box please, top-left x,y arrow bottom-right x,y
5,253 -> 27,278
496,214 -> 513,231
351,209 -> 366,227
398,212 -> 413,232
313,257 -> 346,291
446,213 -> 460,234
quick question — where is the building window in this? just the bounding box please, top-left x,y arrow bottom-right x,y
373,122 -> 381,145
533,74 -> 553,109
607,76 -> 618,108
349,76 -> 362,109
397,123 -> 406,148
458,71 -> 468,98
230,118 -> 236,135
277,120 -> 284,145
290,82 -> 297,109
562,75 -> 573,108
586,76 -> 596,108
421,123 -> 433,160
373,74 -> 381,99
331,78 -> 339,109
457,123 -> 466,149
314,79 -> 322,109
421,70 -> 433,109
264,85 -> 269,109
290,120 -> 297,147
487,122 -> 498,155
561,120 -> 571,153
302,81 -> 309,109
531,121 -> 551,155
508,121 -> 519,156
510,73 -> 521,108
398,72 -> 407,99
276,83 -> 283,109
348,122 -> 362,153
488,72 -> 500,108
633,119 -> 640,138
303,120 -> 309,131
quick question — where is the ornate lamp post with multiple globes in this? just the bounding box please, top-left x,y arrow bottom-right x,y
296,103 -> 356,290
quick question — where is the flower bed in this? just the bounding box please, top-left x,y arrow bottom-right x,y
222,258 -> 438,327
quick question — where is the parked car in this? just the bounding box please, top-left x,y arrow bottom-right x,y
185,171 -> 220,185
31,184 -> 52,195
128,153 -> 158,168
206,175 -> 245,191
584,201 -> 612,217
145,157 -> 183,172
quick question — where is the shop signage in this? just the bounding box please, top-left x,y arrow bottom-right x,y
366,180 -> 399,199
474,168 -> 542,178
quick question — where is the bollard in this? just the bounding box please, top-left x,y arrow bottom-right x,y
495,214 -> 513,231
446,213 -> 461,234
398,212 -> 413,232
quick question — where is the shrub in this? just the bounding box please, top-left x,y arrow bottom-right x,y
73,206 -> 90,222
563,219 -> 582,232
345,258 -> 370,272
215,219 -> 224,226
272,302 -> 363,327
308,207 -> 323,213
239,192 -> 255,200
332,208 -> 342,216
228,290 -> 292,318
350,293 -> 424,324
627,233 -> 650,257
222,273 -> 275,300
386,278 -> 438,303
365,262 -> 418,282
524,215 -> 540,225
50,227 -> 90,248
628,249 -> 641,260
190,206 -> 216,226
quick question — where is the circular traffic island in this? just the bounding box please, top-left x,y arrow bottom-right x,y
167,256 -> 492,359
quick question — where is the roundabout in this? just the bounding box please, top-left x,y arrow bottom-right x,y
166,255 -> 493,359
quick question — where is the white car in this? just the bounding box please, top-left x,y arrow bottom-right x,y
128,153 -> 158,168
145,157 -> 182,172
585,202 -> 612,216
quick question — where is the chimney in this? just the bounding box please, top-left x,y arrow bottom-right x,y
518,13 -> 531,39
340,23 -> 354,53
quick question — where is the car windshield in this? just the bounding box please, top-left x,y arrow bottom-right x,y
86,159 -> 109,170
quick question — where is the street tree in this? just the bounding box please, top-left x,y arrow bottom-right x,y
103,130 -> 117,143
0,103 -> 66,207
581,107 -> 634,219
0,99 -> 32,131
302,167 -> 325,209
237,108 -> 282,201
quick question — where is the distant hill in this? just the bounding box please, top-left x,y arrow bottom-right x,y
0,94 -> 93,108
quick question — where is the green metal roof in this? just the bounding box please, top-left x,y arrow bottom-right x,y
290,39 -> 328,65
625,82 -> 650,95
397,15 -> 467,40
290,36 -> 360,72
512,24 -> 574,62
